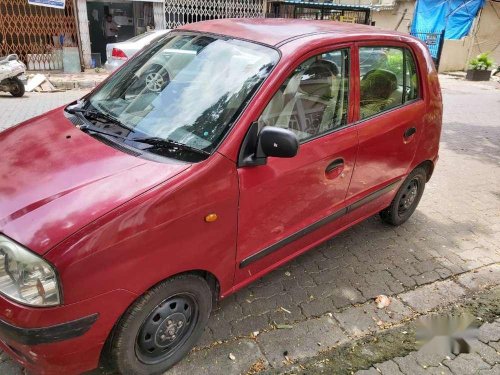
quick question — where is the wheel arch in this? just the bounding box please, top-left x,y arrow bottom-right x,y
99,268 -> 220,368
414,159 -> 435,181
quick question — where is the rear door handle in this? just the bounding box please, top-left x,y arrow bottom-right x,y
404,127 -> 417,139
325,158 -> 344,174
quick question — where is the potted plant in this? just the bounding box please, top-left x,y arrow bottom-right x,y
466,52 -> 493,81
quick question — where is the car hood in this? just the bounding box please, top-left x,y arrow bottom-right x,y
0,108 -> 189,255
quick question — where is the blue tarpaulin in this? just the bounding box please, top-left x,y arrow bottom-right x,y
411,0 -> 485,39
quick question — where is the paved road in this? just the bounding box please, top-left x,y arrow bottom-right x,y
0,90 -> 89,132
0,76 -> 498,374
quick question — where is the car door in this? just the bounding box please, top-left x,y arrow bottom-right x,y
234,46 -> 358,283
345,43 -> 424,217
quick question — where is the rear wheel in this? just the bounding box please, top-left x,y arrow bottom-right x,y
9,77 -> 25,97
108,274 -> 212,374
379,167 -> 426,226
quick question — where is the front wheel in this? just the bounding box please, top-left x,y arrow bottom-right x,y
108,274 -> 212,374
379,167 -> 427,226
9,77 -> 25,97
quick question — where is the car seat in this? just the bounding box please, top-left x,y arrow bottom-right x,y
274,59 -> 338,139
360,69 -> 399,118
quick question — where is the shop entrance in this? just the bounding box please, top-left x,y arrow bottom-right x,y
87,0 -> 154,64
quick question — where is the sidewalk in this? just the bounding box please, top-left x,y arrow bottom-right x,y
356,316 -> 500,375
166,265 -> 500,375
27,69 -> 109,90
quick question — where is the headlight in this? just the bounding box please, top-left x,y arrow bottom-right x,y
0,235 -> 60,306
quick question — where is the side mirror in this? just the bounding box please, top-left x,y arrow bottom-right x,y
238,123 -> 299,167
257,126 -> 299,158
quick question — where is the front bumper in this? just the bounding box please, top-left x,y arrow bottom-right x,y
0,313 -> 97,346
0,289 -> 137,374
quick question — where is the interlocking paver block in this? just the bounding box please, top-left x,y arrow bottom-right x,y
443,352 -> 491,375
399,280 -> 466,313
393,354 -> 428,375
478,321 -> 500,344
169,339 -> 267,375
257,316 -> 348,367
334,298 -> 413,336
478,364 -> 500,375
457,264 -> 500,291
414,338 -> 455,368
375,360 -> 405,375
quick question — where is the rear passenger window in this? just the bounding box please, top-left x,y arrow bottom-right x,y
359,47 -> 420,120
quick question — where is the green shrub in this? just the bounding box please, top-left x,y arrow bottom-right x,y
469,52 -> 494,70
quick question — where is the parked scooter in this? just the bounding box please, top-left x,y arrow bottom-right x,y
0,54 -> 26,97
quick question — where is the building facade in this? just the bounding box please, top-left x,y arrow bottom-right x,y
342,0 -> 499,72
77,0 -> 267,68
0,0 -> 80,70
1,0 -> 497,72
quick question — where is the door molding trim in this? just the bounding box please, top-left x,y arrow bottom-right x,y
239,178 -> 402,268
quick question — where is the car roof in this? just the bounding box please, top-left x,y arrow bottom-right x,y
177,18 -> 403,47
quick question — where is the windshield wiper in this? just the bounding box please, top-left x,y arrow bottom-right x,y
73,112 -> 127,140
68,106 -> 135,133
130,137 -> 210,156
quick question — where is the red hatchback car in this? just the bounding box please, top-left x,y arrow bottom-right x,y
0,19 -> 441,374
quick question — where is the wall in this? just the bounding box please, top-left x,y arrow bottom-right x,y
438,1 -> 499,72
467,1 -> 500,69
439,38 -> 473,72
371,0 -> 415,33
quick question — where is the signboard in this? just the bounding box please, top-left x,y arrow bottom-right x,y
28,0 -> 65,9
425,33 -> 439,46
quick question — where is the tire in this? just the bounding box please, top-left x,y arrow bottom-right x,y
9,77 -> 25,97
108,274 -> 212,375
379,167 -> 427,226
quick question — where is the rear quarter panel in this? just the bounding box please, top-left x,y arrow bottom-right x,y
408,38 -> 443,172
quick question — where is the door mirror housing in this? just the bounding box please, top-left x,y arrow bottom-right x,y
238,123 -> 299,167
257,126 -> 299,158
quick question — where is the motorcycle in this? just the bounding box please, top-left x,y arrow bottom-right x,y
0,54 -> 26,97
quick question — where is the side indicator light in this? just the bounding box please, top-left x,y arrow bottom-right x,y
204,213 -> 218,223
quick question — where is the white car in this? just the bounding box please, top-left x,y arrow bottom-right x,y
104,29 -> 171,72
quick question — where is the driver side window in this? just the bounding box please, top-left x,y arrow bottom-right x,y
258,49 -> 350,142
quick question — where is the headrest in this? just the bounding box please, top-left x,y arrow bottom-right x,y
298,59 -> 338,97
361,69 -> 398,100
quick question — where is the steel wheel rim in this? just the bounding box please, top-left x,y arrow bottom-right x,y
145,72 -> 164,92
398,178 -> 419,215
135,293 -> 199,364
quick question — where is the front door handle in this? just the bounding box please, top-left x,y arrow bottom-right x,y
404,127 -> 417,139
325,158 -> 344,179
325,158 -> 344,173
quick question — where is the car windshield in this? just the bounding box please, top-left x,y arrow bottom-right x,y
85,32 -> 279,161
